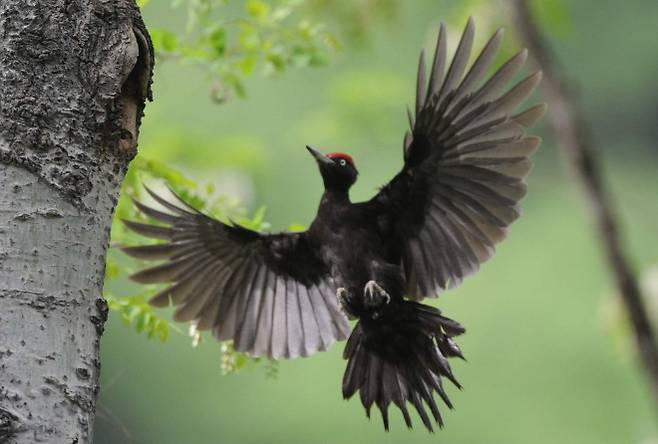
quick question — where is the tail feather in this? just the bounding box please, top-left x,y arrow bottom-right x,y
342,301 -> 464,431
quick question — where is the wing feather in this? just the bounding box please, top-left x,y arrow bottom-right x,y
450,28 -> 503,109
122,188 -> 349,359
372,19 -> 544,300
234,265 -> 266,351
297,281 -> 321,356
286,277 -> 305,358
425,23 -> 447,102
437,17 -> 474,103
253,272 -> 276,356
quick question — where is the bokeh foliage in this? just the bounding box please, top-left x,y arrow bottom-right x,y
99,0 -> 658,442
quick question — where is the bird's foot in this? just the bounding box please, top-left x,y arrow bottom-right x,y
337,287 -> 356,320
364,280 -> 391,309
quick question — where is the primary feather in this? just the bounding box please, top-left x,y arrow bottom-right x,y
122,186 -> 350,359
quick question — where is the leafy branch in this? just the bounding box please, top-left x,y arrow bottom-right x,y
141,0 -> 338,102
105,155 -> 278,375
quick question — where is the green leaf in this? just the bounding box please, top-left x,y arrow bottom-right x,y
133,157 -> 197,188
104,294 -> 120,311
104,258 -> 121,281
287,223 -> 306,232
251,206 -> 267,228
238,23 -> 261,50
127,305 -> 141,323
271,6 -> 292,21
207,26 -> 227,57
223,74 -> 247,98
238,54 -> 258,75
156,321 -> 170,342
106,292 -> 175,342
265,52 -> 286,73
150,29 -> 179,53
290,45 -> 312,67
246,0 -> 270,20
146,316 -> 158,338
136,0 -> 150,8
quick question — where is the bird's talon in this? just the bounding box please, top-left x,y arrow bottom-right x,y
364,280 -> 390,308
337,287 -> 348,307
337,287 -> 356,319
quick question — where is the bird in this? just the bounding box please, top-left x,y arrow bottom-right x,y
121,17 -> 545,432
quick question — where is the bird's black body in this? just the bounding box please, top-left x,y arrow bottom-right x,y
122,18 -> 545,432
310,190 -> 403,313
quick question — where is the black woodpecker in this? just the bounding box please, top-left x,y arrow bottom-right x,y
122,17 -> 545,432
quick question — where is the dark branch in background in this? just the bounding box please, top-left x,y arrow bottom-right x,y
509,0 -> 658,407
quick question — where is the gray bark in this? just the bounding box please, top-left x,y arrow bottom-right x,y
0,1 -> 152,442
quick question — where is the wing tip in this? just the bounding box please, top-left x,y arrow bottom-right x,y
128,269 -> 158,285
119,244 -> 147,259
513,103 -> 548,128
465,15 -> 475,30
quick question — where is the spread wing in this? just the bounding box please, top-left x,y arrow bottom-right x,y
372,18 -> 546,300
121,187 -> 350,359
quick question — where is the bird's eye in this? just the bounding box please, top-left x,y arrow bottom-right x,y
339,159 -> 347,166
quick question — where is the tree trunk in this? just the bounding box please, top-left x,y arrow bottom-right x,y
0,1 -> 152,442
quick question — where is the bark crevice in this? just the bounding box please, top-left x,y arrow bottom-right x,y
0,0 -> 153,206
0,406 -> 23,442
117,24 -> 154,158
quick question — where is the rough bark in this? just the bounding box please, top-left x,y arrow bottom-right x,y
0,1 -> 153,442
509,0 -> 658,407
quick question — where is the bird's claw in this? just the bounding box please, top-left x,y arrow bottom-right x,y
364,280 -> 390,308
337,287 -> 356,320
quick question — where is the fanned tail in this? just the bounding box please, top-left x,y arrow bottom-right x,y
342,301 -> 465,432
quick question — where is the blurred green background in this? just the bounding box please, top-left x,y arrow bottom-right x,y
97,0 -> 658,442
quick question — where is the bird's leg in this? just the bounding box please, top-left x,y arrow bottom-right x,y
337,287 -> 357,320
363,280 -> 391,309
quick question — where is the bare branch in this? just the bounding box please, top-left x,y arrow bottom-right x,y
509,0 -> 658,406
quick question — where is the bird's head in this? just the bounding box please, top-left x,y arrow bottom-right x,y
306,145 -> 358,192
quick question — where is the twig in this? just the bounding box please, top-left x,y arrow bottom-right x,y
509,0 -> 658,407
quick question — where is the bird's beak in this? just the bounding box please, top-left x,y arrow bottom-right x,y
306,145 -> 333,166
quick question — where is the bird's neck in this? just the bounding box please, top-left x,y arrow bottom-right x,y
320,188 -> 350,210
